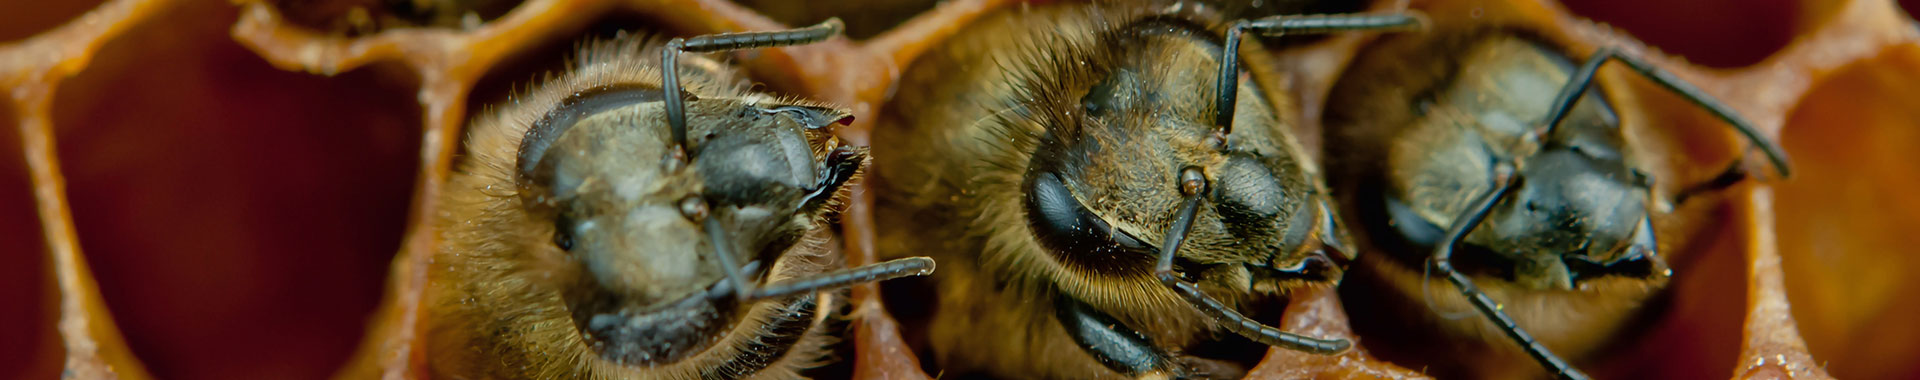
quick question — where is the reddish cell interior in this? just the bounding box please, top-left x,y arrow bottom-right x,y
1560,0 -> 1799,68
42,1 -> 422,379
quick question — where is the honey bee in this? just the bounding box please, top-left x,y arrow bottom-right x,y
425,19 -> 934,379
1323,20 -> 1792,380
869,3 -> 1419,379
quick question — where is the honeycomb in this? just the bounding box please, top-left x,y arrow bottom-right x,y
2,0 -> 1916,379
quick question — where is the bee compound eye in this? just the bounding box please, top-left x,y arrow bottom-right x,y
552,216 -> 576,251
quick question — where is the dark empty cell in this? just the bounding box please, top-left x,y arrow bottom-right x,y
1904,0 -> 1920,27
1561,0 -> 1796,68
0,103 -> 64,380
731,0 -> 939,40
49,1 -> 419,379
266,0 -> 527,37
0,0 -> 108,42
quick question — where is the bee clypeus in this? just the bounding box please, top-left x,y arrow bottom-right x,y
425,19 -> 934,380
1322,14 -> 1792,380
869,2 -> 1419,379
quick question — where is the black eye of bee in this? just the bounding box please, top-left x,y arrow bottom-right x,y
552,214 -> 576,251
1211,155 -> 1288,236
1026,171 -> 1150,260
516,85 -> 665,184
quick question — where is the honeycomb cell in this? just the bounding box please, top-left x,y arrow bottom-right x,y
0,0 -> 109,42
45,2 -> 421,379
0,102 -> 64,380
1777,45 -> 1920,380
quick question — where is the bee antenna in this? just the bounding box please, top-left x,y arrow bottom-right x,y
1537,47 -> 1790,178
749,257 -> 936,300
1215,13 -> 1424,143
1419,253 -> 1477,321
659,18 -> 846,160
1154,167 -> 1351,355
1428,163 -> 1592,380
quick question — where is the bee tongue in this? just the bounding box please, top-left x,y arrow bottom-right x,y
1265,253 -> 1340,282
1277,198 -> 1354,268
576,279 -> 733,366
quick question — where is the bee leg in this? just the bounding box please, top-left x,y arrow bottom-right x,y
661,18 -> 846,154
1216,13 -> 1424,135
702,206 -> 933,301
1671,159 -> 1749,205
1155,167 -> 1351,355
745,257 -> 935,300
1427,163 -> 1590,380
1550,48 -> 1790,177
655,18 -> 856,303
1054,294 -> 1189,379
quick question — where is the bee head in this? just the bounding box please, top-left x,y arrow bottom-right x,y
1018,16 -> 1343,291
508,84 -> 858,364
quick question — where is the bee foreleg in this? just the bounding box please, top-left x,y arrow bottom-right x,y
747,257 -> 935,300
1613,49 -> 1792,177
662,18 -> 847,156
1155,167 -> 1350,355
1552,48 -> 1790,177
1215,12 -> 1426,135
1428,163 -> 1592,380
1055,294 -> 1189,379
1671,159 -> 1749,205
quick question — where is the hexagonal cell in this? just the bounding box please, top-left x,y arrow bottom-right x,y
0,103 -> 64,380
0,0 -> 109,42
1776,45 -> 1920,380
1561,0 -> 1800,68
45,1 -> 421,379
265,0 -> 527,36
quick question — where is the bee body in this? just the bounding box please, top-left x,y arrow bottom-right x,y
873,3 -> 1414,378
1325,16 -> 1787,380
427,23 -> 933,380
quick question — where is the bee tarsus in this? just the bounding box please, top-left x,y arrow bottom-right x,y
1216,13 -> 1426,131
